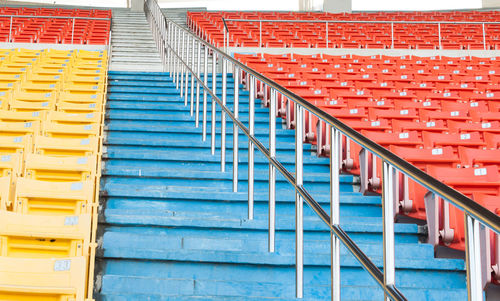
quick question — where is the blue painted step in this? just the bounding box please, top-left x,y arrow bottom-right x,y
97,71 -> 467,300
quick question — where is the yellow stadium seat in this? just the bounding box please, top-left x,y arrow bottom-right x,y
59,91 -> 103,104
0,73 -> 24,84
34,136 -> 98,157
13,48 -> 42,58
0,211 -> 91,258
10,91 -> 57,112
68,74 -> 104,83
64,82 -> 104,93
42,122 -> 100,139
57,101 -> 102,114
0,121 -> 40,137
25,154 -> 96,182
26,73 -> 63,82
47,111 -> 101,125
32,65 -> 68,75
21,82 -> 60,93
0,135 -> 32,155
0,153 -> 21,177
0,176 -> 11,210
0,110 -> 46,123
70,67 -> 105,77
0,256 -> 86,301
14,178 -> 93,215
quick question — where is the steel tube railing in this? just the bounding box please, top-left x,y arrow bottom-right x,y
1,14 -> 110,44
222,18 -> 500,50
145,1 -> 500,300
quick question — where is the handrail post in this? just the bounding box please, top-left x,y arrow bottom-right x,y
391,22 -> 394,49
383,162 -> 396,301
269,88 -> 276,253
295,103 -> 304,299
185,34 -> 190,106
248,75 -> 255,220
482,23 -> 486,50
325,21 -> 328,48
221,58 -> 227,172
71,17 -> 75,44
211,51 -> 217,156
438,22 -> 441,50
465,214 -> 483,301
202,45 -> 208,141
8,16 -> 12,43
195,41 -> 201,128
233,65 -> 239,192
223,25 -> 226,52
181,32 -> 187,95
190,37 -> 196,116
330,126 -> 341,301
259,21 -> 262,56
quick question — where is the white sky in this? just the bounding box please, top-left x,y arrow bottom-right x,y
6,0 -> 484,10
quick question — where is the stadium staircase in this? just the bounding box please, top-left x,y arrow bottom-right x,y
96,71 -> 468,300
109,10 -> 162,72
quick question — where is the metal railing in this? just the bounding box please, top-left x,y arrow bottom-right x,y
145,0 -> 500,300
216,18 -> 500,51
0,14 -> 111,44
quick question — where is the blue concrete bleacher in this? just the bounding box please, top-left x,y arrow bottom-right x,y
97,71 -> 467,300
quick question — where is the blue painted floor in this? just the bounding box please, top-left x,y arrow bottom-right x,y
96,71 -> 467,300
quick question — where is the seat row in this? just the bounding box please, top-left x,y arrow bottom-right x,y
235,52 -> 500,283
189,10 -> 500,49
0,48 -> 107,301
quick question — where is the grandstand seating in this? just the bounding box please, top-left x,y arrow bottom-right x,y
0,7 -> 111,44
0,48 -> 107,300
234,52 -> 500,254
189,11 -> 500,49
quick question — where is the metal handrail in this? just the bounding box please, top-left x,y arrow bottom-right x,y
1,14 -> 111,44
216,17 -> 498,50
0,14 -> 110,20
145,1 -> 500,300
222,18 -> 500,24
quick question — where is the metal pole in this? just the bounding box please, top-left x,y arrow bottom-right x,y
202,45 -> 208,141
8,16 -> 12,43
223,25 -> 226,52
482,23 -> 486,50
259,21 -> 263,56
295,103 -> 304,299
438,23 -> 442,50
196,41 -> 201,128
221,59 -> 227,172
382,162 -> 396,301
211,52 -> 217,155
465,214 -> 483,301
326,21 -> 328,48
330,126 -> 341,301
391,22 -> 394,49
71,17 -> 75,44
269,88 -> 276,253
233,65 -> 239,192
248,76 -> 255,220
180,31 -> 185,95
190,37 -> 195,116
185,34 -> 190,107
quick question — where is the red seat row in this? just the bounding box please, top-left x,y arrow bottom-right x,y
189,11 -> 500,49
0,8 -> 111,45
234,52 -> 500,282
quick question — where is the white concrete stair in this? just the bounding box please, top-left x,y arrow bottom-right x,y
110,10 -> 163,72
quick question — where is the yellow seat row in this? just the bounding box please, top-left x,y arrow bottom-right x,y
0,48 -> 107,301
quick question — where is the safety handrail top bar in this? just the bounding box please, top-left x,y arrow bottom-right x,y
173,12 -> 500,235
221,18 -> 500,24
0,14 -> 111,20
